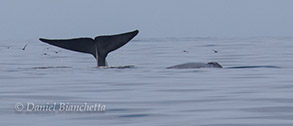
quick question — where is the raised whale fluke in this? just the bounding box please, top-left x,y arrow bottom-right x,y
40,30 -> 139,67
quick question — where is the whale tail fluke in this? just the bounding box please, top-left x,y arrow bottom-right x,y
95,30 -> 139,66
39,30 -> 139,66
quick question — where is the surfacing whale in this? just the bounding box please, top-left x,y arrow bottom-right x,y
40,30 -> 139,67
167,62 -> 282,69
167,62 -> 222,69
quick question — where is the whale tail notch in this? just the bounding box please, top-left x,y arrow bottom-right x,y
39,30 -> 139,67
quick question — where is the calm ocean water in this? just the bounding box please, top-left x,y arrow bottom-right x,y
1,37 -> 293,126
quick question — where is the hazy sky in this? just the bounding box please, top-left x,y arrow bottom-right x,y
1,0 -> 293,40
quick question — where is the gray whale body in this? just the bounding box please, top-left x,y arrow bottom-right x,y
167,62 -> 222,69
40,30 -> 139,67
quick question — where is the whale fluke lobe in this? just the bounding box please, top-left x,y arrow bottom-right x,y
95,30 -> 139,66
39,30 -> 139,67
39,38 -> 96,55
95,30 -> 139,54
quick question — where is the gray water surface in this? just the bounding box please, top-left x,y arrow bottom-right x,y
0,37 -> 293,126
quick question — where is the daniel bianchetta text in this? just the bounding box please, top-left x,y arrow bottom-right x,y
15,102 -> 106,112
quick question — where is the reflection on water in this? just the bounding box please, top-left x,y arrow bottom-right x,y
0,37 -> 293,126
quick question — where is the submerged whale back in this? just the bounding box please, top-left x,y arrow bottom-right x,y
167,62 -> 222,69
